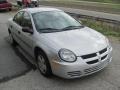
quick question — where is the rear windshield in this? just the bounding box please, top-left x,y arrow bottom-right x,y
0,0 -> 7,3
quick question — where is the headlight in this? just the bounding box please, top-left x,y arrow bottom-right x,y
58,49 -> 77,62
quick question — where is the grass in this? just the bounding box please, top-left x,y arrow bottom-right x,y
39,0 -> 120,14
77,0 -> 120,4
51,0 -> 120,4
81,19 -> 120,38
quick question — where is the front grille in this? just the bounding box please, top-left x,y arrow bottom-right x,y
67,71 -> 82,77
81,47 -> 108,64
81,53 -> 97,59
86,59 -> 98,64
84,65 -> 102,75
101,54 -> 108,60
84,65 -> 102,74
84,60 -> 107,75
99,48 -> 107,54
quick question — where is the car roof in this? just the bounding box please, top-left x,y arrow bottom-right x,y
21,7 -> 62,14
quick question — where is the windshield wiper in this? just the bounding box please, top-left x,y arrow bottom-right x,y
62,25 -> 84,30
39,28 -> 60,33
40,28 -> 60,30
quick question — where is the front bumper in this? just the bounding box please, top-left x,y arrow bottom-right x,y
51,47 -> 112,79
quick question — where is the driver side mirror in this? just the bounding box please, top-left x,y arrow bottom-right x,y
22,27 -> 33,34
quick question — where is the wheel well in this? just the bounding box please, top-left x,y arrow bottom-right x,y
34,47 -> 48,59
34,47 -> 52,74
8,28 -> 11,33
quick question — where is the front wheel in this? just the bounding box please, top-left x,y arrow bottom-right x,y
36,51 -> 52,77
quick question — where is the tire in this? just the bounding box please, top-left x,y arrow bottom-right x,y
9,8 -> 12,11
36,51 -> 52,77
35,4 -> 38,7
9,32 -> 17,46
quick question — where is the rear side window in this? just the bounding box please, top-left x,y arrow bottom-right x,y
13,12 -> 24,26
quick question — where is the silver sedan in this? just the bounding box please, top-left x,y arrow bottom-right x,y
7,7 -> 112,79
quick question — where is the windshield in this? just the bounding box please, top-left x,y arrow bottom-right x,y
32,11 -> 83,33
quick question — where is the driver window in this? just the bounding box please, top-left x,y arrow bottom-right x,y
22,12 -> 33,29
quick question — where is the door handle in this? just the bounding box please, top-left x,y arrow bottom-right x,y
18,31 -> 21,34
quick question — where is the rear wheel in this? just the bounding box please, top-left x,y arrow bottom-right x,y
36,51 -> 52,77
9,32 -> 17,46
9,8 -> 12,11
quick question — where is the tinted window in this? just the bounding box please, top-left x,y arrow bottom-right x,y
13,12 -> 23,26
22,12 -> 32,29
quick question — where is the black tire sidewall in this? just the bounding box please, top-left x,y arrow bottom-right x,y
9,32 -> 17,46
36,51 -> 52,77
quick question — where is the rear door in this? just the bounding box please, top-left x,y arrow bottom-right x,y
11,11 -> 24,44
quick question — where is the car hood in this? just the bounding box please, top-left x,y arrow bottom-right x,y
39,27 -> 108,56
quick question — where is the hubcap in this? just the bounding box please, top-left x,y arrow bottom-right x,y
38,55 -> 47,74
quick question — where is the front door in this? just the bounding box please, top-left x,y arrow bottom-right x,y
18,12 -> 34,57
